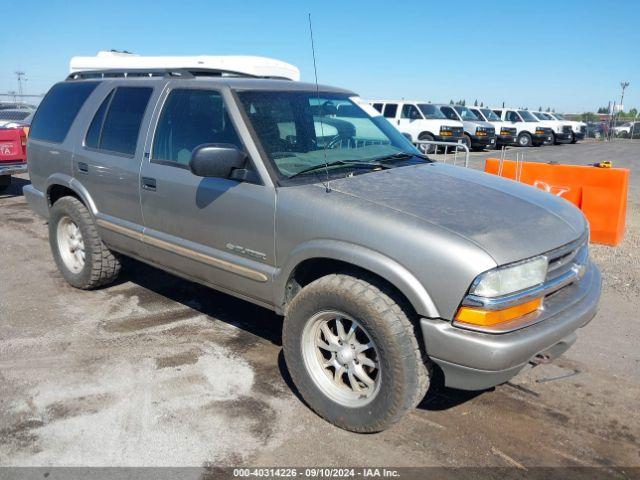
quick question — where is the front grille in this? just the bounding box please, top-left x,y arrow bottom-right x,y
562,125 -> 573,134
485,127 -> 495,136
500,127 -> 517,135
450,126 -> 463,137
546,236 -> 588,283
580,125 -> 586,133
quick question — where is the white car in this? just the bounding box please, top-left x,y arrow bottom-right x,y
612,121 -> 640,137
369,100 -> 464,153
544,112 -> 586,143
492,108 -> 554,147
468,107 -> 517,147
530,111 -> 574,144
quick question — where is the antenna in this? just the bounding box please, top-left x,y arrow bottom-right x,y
308,13 -> 331,193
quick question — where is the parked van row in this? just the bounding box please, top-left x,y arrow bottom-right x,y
369,100 -> 586,152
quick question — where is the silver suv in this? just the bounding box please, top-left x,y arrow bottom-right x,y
24,68 -> 601,432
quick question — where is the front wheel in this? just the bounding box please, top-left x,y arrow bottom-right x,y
417,133 -> 435,154
517,132 -> 532,147
49,196 -> 121,289
283,273 -> 430,432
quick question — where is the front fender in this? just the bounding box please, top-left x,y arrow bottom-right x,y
274,239 -> 439,318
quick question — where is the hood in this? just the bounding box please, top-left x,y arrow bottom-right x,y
441,119 -> 464,128
463,120 -> 494,131
327,163 -> 586,265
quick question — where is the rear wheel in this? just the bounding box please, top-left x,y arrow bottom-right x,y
283,273 -> 430,432
571,133 -> 578,144
517,132 -> 532,147
49,196 -> 121,289
0,176 -> 10,193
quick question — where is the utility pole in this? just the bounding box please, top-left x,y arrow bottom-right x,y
15,71 -> 26,98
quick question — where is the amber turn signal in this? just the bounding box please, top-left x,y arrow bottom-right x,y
455,298 -> 542,327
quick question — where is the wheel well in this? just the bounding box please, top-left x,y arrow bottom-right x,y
48,184 -> 81,207
284,258 -> 417,317
418,131 -> 434,139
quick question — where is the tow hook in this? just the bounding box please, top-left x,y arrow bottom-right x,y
530,353 -> 552,366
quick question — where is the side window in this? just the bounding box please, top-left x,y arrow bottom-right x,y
152,89 -> 242,167
440,107 -> 458,121
470,109 -> 483,120
401,104 -> 422,120
506,111 -> 521,122
383,103 -> 398,119
372,103 -> 383,113
30,81 -> 99,143
100,87 -> 153,155
85,90 -> 114,149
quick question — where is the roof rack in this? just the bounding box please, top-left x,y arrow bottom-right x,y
65,68 -> 272,81
68,52 -> 301,81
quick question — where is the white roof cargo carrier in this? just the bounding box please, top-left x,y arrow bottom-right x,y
69,50 -> 301,81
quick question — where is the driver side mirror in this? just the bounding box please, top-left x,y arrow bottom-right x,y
189,144 -> 248,179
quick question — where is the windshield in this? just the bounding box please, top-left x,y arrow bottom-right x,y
532,112 -> 548,121
417,104 -> 446,119
454,106 -> 479,121
553,113 -> 566,120
518,110 -> 538,122
480,109 -> 501,121
237,92 -> 422,180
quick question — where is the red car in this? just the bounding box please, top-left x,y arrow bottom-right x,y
0,126 -> 29,192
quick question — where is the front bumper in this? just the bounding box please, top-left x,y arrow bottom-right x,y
469,134 -> 496,148
554,132 -> 573,143
497,134 -> 517,145
420,261 -> 601,390
574,131 -> 586,140
533,132 -> 553,144
0,162 -> 27,176
434,134 -> 465,144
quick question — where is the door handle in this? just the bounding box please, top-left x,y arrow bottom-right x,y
77,162 -> 89,173
141,177 -> 157,191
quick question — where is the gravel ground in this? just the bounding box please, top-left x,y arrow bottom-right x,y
0,140 -> 638,475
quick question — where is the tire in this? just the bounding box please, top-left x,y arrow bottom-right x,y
517,132 -> 532,147
550,133 -> 557,145
0,175 -> 10,193
417,133 -> 435,154
462,133 -> 472,150
49,196 -> 121,289
283,273 -> 430,432
571,133 -> 578,144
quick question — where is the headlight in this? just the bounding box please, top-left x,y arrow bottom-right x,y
470,256 -> 548,297
441,126 -> 453,132
476,126 -> 487,133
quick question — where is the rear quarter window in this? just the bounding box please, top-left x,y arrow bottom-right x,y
29,82 -> 99,143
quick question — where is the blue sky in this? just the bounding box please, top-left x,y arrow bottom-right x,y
2,0 -> 638,112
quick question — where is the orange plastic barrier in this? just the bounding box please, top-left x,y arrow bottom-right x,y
485,158 -> 629,246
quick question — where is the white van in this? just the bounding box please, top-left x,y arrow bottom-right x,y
468,107 -> 517,147
530,112 -> 573,144
492,108 -> 554,147
370,100 -> 464,152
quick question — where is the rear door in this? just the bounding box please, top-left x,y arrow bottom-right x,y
72,82 -> 158,258
139,85 -> 276,306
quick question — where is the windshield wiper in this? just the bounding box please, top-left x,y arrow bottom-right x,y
288,159 -> 387,179
371,152 -> 430,163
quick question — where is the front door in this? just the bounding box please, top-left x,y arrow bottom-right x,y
139,87 -> 276,305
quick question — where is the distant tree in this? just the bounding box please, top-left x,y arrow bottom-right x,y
629,108 -> 638,117
597,107 -> 608,114
480,101 -> 484,107
538,106 -> 542,111
461,99 -> 466,106
474,99 -> 478,106
581,112 -> 597,122
449,99 -> 454,105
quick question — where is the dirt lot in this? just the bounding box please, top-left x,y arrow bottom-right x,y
1,141 -> 639,475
